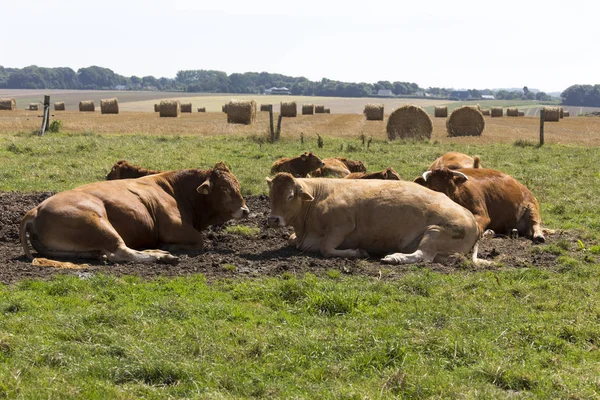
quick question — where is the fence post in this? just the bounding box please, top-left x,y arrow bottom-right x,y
38,95 -> 50,136
269,109 -> 274,142
275,114 -> 282,141
539,108 -> 545,146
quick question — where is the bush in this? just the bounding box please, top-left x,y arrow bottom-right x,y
48,120 -> 62,133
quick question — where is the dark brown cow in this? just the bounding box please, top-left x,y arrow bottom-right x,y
345,167 -> 401,180
106,160 -> 161,180
311,157 -> 367,178
270,152 -> 325,177
415,168 -> 544,242
428,152 -> 482,170
20,163 -> 249,266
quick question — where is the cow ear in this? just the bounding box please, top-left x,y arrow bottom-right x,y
414,177 -> 426,186
300,153 -> 308,161
196,179 -> 211,194
214,162 -> 230,172
265,177 -> 272,187
300,192 -> 314,202
452,175 -> 468,184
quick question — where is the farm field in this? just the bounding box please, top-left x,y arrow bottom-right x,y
1,110 -> 600,397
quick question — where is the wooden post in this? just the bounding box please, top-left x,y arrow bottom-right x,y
38,95 -> 50,136
275,114 -> 282,141
539,108 -> 545,146
269,109 -> 274,142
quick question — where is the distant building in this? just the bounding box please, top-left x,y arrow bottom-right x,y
481,94 -> 495,100
264,87 -> 291,95
449,91 -> 471,100
377,89 -> 394,97
114,85 -> 127,90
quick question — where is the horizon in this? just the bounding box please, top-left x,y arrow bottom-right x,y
4,0 -> 599,93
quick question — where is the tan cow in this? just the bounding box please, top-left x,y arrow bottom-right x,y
428,152 -> 482,170
270,152 -> 325,177
415,168 -> 544,242
345,167 -> 401,180
311,157 -> 367,178
266,173 -> 482,264
20,163 -> 249,266
106,160 -> 161,180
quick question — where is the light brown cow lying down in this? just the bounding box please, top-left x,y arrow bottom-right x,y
106,160 -> 161,180
20,163 -> 248,266
270,152 -> 325,178
428,151 -> 482,170
266,173 -> 482,264
345,167 -> 401,180
311,157 -> 367,178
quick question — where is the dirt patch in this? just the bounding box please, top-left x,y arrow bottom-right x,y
0,192 -> 589,285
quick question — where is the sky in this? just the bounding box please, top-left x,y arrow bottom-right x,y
3,0 -> 599,93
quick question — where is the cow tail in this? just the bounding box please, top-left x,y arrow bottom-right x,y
473,156 -> 481,168
19,209 -> 37,260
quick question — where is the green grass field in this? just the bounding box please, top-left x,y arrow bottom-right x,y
1,131 -> 600,398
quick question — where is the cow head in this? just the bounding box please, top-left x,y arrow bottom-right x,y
106,160 -> 128,180
197,162 -> 249,222
300,152 -> 325,171
384,167 -> 402,180
266,173 -> 313,228
414,168 -> 468,196
346,159 -> 367,173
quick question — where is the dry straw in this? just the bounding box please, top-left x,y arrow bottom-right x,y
518,111 -> 525,117
446,106 -> 485,137
159,100 -> 181,117
154,103 -> 160,112
324,108 -> 331,113
491,107 -> 503,117
559,107 -> 564,118
563,110 -> 570,117
506,107 -> 519,117
29,103 -> 39,111
0,98 -> 16,110
481,109 -> 490,116
434,106 -> 448,118
364,104 -> 384,120
227,99 -> 257,124
222,104 -> 229,113
315,105 -> 325,113
79,100 -> 95,112
260,104 -> 272,112
544,107 -> 560,122
181,103 -> 192,113
101,98 -> 119,114
197,107 -> 206,112
54,102 -> 65,111
386,104 -> 433,140
280,102 -> 297,117
302,104 -> 315,115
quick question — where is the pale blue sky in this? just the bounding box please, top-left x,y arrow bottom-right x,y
3,0 -> 598,92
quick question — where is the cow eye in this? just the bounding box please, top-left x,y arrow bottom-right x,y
287,194 -> 294,201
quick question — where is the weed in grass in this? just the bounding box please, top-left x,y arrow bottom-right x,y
0,333 -> 12,355
309,290 -> 358,316
222,264 -> 237,272
223,225 -> 260,237
48,119 -> 62,133
480,367 -> 536,391
326,269 -> 342,280
513,139 -> 538,148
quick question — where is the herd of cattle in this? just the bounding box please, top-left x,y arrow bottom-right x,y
19,151 -> 544,268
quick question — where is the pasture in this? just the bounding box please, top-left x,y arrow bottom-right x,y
1,105 -> 600,398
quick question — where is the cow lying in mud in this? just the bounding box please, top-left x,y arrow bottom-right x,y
20,163 -> 249,266
266,173 -> 484,264
106,160 -> 161,180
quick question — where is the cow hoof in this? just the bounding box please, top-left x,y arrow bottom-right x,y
483,229 -> 495,238
160,254 -> 180,265
357,249 -> 369,258
533,235 -> 545,244
381,255 -> 399,265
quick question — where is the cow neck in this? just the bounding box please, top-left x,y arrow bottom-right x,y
165,168 -> 213,230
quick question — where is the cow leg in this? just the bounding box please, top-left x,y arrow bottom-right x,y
159,224 -> 205,252
319,228 -> 368,259
527,204 -> 545,243
381,249 -> 432,265
105,245 -> 179,265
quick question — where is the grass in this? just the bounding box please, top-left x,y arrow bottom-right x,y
223,225 -> 260,237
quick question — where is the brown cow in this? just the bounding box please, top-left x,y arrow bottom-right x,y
106,160 -> 161,180
311,157 -> 367,178
345,167 -> 401,180
270,152 -> 325,177
428,152 -> 482,170
266,174 -> 483,264
415,168 -> 544,242
20,163 -> 249,266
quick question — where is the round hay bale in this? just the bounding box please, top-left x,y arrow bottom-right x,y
54,102 -> 65,111
324,108 -> 331,114
481,109 -> 490,116
491,107 -> 503,117
154,103 -> 160,112
446,106 -> 485,137
100,98 -> 119,114
79,100 -> 95,112
197,107 -> 206,112
434,106 -> 448,118
227,99 -> 257,124
159,100 -> 180,118
518,111 -> 525,117
544,107 -> 560,122
28,103 -> 39,111
181,103 -> 192,113
0,98 -> 17,110
280,102 -> 297,117
315,105 -> 325,113
364,104 -> 384,120
506,107 -> 519,117
386,104 -> 433,140
260,104 -> 272,112
563,110 -> 570,117
222,104 -> 229,113
559,107 -> 564,118
302,104 -> 315,115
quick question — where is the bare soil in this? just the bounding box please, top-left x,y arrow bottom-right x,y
0,192 -> 585,285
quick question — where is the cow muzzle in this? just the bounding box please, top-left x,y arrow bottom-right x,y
233,206 -> 250,219
267,216 -> 285,228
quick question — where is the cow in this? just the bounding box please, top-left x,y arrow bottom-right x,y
345,167 -> 401,180
106,160 -> 161,180
311,157 -> 367,178
428,152 -> 482,170
20,162 -> 249,266
270,152 -> 325,178
266,173 -> 483,264
415,168 -> 544,242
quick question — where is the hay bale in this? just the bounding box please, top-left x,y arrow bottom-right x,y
446,106 -> 485,137
481,109 -> 490,116
79,100 -> 95,112
100,98 -> 119,114
0,98 -> 16,110
227,99 -> 257,124
159,100 -> 181,117
154,103 -> 160,112
280,102 -> 297,117
29,103 -> 39,111
559,107 -> 564,118
491,107 -> 503,117
181,103 -> 192,113
518,111 -> 525,117
434,106 -> 448,118
260,104 -> 272,112
386,104 -> 433,140
506,107 -> 519,117
54,102 -> 65,111
563,110 -> 570,117
222,104 -> 229,113
197,107 -> 206,112
364,104 -> 384,120
302,104 -> 315,115
543,107 -> 560,122
315,105 -> 325,113
324,108 -> 331,113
